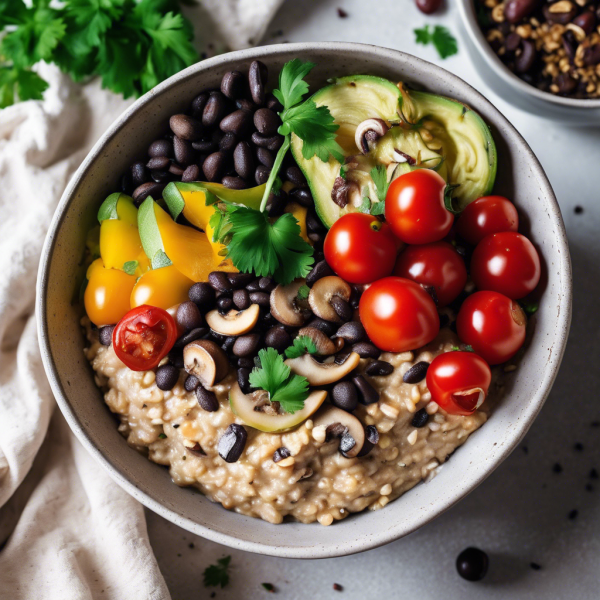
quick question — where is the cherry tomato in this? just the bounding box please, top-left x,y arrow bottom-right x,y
385,169 -> 454,245
426,351 -> 492,416
393,241 -> 467,307
359,276 -> 440,352
456,291 -> 526,365
471,232 -> 541,300
456,195 -> 519,246
112,305 -> 178,371
323,213 -> 398,284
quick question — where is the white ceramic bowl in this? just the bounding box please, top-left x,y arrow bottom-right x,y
457,0 -> 600,124
37,42 -> 572,558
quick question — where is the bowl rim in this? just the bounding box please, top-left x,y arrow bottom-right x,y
36,41 -> 573,559
457,0 -> 600,109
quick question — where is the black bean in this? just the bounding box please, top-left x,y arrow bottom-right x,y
504,0 -> 540,23
131,161 -> 149,187
196,386 -> 219,412
132,181 -> 166,205
216,297 -> 233,314
227,272 -> 255,288
208,271 -> 234,293
331,296 -> 353,322
505,32 -> 521,53
182,164 -> 200,183
232,289 -> 250,310
169,163 -> 184,176
253,108 -> 280,136
202,91 -> 228,127
168,348 -> 185,369
352,375 -> 379,405
245,278 -> 262,292
583,43 -> 600,67
237,367 -> 254,394
411,408 -> 429,428
221,71 -> 247,99
170,114 -> 204,141
306,210 -> 326,233
176,301 -> 204,331
267,135 -> 284,152
264,326 -> 292,352
334,347 -> 353,364
121,172 -> 134,195
573,11 -> 596,35
515,39 -> 536,73
189,282 -> 215,309
221,336 -> 236,352
366,360 -> 394,377
266,191 -> 287,217
249,60 -> 268,105
210,331 -> 227,344
218,423 -> 248,462
456,548 -> 489,582
403,361 -> 430,384
542,3 -> 576,25
556,72 -> 577,95
273,447 -> 291,463
98,325 -> 114,346
156,364 -> 180,391
148,139 -> 173,158
184,374 -> 200,392
236,98 -> 256,112
238,357 -> 254,369
222,176 -> 248,189
191,139 -> 216,153
202,151 -> 226,182
306,260 -> 335,286
351,342 -> 380,359
173,327 -> 209,350
255,165 -> 271,185
233,141 -> 254,180
290,187 -> 313,207
150,170 -> 170,183
258,277 -> 275,292
284,165 -> 306,187
220,109 -> 253,136
219,132 -> 237,154
248,291 -> 270,307
335,321 -> 366,344
251,132 -> 272,147
147,156 -> 171,170
357,425 -> 379,457
339,433 -> 356,455
173,136 -> 197,166
331,381 -> 359,412
191,92 -> 208,118
562,30 -> 577,62
256,147 -> 274,168
233,333 -> 260,357
265,92 -> 283,112
307,317 -> 337,337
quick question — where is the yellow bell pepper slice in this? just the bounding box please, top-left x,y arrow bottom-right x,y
284,202 -> 309,243
130,265 -> 194,310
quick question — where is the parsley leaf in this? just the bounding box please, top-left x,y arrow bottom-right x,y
272,58 -> 314,110
249,348 -> 310,414
285,336 -> 318,359
297,284 -> 310,300
371,201 -> 385,216
358,196 -> 371,214
414,25 -> 458,60
203,556 -> 231,588
0,65 -> 48,107
370,165 -> 389,203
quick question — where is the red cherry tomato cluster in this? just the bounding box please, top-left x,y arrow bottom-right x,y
323,172 -> 541,416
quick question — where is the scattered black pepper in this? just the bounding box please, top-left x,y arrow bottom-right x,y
189,542 -> 195,549
552,463 -> 563,474
522,445 -> 529,454
177,553 -> 182,557
142,404 -> 147,408
568,509 -> 579,521
333,583 -> 343,591
574,442 -> 584,452
530,562 -> 542,571
589,468 -> 598,480
591,421 -> 600,428
210,593 -> 215,599
585,483 -> 594,492
574,206 -> 583,214
261,583 -> 275,592
337,8 -> 348,18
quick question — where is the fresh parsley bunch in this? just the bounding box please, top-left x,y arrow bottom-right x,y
0,0 -> 198,108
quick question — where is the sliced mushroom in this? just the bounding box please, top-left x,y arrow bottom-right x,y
229,383 -> 327,432
270,279 -> 311,327
309,276 -> 352,323
392,148 -> 415,165
297,327 -> 336,355
183,339 -> 229,387
285,351 -> 360,386
355,118 -> 389,154
312,406 -> 365,458
331,176 -> 360,209
205,303 -> 260,335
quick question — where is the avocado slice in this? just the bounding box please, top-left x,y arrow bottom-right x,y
291,75 -> 496,228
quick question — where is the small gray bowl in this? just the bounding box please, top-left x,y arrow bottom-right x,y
37,42 -> 572,558
458,0 -> 600,124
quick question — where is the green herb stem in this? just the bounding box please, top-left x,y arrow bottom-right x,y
259,134 -> 291,213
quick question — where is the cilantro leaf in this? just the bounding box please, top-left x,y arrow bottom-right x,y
272,58 -> 315,110
414,25 -> 431,46
0,65 -> 48,107
414,25 -> 458,60
370,165 -> 389,203
371,201 -> 385,216
358,196 -> 371,214
203,555 -> 231,588
297,284 -> 310,300
271,374 -> 309,414
285,336 -> 318,359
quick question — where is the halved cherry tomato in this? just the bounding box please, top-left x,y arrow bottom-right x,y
456,195 -> 519,246
393,241 -> 467,307
471,232 -> 541,300
456,291 -> 526,365
385,169 -> 454,245
323,213 -> 399,284
359,276 -> 440,353
112,305 -> 178,371
426,351 -> 492,415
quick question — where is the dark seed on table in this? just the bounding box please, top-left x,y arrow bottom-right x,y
132,181 -> 166,205
219,132 -> 238,154
217,297 -> 234,314
237,357 -> 254,369
306,210 -> 326,233
222,176 -> 247,189
255,165 -> 271,185
273,447 -> 291,463
148,138 -> 173,158
553,462 -> 563,474
331,296 -> 353,322
181,164 -> 200,183
306,260 -> 334,286
168,348 -> 185,369
187,442 -> 206,457
189,282 -> 215,308
265,92 -> 283,112
221,71 -> 247,99
456,547 -> 489,582
366,360 -> 394,377
169,163 -> 185,177
264,327 -> 292,352
416,0 -> 442,15
249,60 -> 268,105
307,317 -> 337,337
411,408 -> 429,428
233,289 -> 251,310
233,333 -> 261,357
515,39 -> 537,73
258,277 -> 275,292
253,108 -> 280,136
220,109 -> 253,136
331,381 -> 359,412
568,509 -> 579,520
290,187 -> 313,207
156,364 -> 180,391
131,161 -> 149,187
249,291 -> 270,307
227,272 -> 255,288
219,423 -> 248,463
99,325 -> 115,346
191,92 -> 208,118
202,91 -> 228,127
530,562 -> 542,571
403,361 -> 430,384
504,0 -> 540,24
335,321 -> 366,344
237,367 -> 254,394
351,342 -> 380,359
176,301 -> 204,331
191,139 -> 216,153
209,271 -> 234,292
357,425 -> 379,457
184,374 -> 200,392
256,146 -> 274,168
285,165 -> 306,186
173,136 -> 197,166
233,141 -> 254,180
196,386 -> 219,412
203,151 -> 226,182
170,114 -> 204,141
352,375 -> 379,405
173,327 -> 209,350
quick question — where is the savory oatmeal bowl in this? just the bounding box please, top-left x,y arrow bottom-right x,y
37,43 -> 571,558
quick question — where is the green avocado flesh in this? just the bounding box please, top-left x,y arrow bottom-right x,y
291,75 -> 497,228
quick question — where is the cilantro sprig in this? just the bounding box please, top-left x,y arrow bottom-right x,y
414,25 -> 458,60
203,556 -> 231,588
249,348 -> 310,414
285,336 -> 318,359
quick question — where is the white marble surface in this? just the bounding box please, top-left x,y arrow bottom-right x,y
147,1 -> 600,597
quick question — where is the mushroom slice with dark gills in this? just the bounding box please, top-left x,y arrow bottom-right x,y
183,340 -> 229,387
285,351 -> 360,386
229,383 -> 327,432
354,118 -> 390,154
308,276 -> 352,323
312,406 -> 366,458
270,279 -> 312,327
205,303 -> 260,335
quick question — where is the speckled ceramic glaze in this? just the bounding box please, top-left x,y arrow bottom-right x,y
37,43 -> 572,558
457,0 -> 600,123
